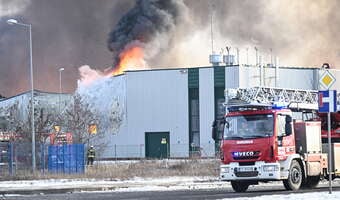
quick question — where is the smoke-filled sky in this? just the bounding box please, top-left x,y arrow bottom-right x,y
1,0 -> 340,97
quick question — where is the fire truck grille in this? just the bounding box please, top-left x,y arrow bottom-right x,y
233,156 -> 260,160
235,171 -> 259,177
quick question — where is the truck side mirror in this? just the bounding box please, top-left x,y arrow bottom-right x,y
212,120 -> 217,141
285,116 -> 292,136
285,115 -> 292,123
285,123 -> 292,136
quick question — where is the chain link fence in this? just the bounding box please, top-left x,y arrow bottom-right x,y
0,141 -> 49,177
0,142 -> 218,176
98,143 -> 217,160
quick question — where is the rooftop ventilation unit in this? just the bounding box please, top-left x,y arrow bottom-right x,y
209,54 -> 222,66
223,55 -> 235,66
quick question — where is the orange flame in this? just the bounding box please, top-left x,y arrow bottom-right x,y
112,46 -> 145,76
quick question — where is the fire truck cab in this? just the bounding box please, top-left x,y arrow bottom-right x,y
214,87 -> 338,192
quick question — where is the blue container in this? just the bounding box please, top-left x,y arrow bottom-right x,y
48,144 -> 84,174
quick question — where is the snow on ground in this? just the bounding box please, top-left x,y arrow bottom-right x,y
226,191 -> 340,200
0,177 -> 339,199
0,176 -> 225,192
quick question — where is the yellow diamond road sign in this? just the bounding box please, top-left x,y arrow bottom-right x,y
320,70 -> 336,89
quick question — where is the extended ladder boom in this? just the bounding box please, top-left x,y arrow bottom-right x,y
225,87 -> 339,111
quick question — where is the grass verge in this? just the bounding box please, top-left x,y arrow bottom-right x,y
0,159 -> 220,181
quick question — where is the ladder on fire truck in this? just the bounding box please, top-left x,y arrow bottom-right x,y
225,87 -> 340,112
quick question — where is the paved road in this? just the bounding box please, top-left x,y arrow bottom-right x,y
2,185 -> 339,200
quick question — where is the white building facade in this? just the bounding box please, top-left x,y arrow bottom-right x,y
97,65 -> 339,159
1,66 -> 339,159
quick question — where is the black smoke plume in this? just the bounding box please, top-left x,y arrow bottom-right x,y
1,0 -> 340,97
107,0 -> 187,67
0,0 -> 134,96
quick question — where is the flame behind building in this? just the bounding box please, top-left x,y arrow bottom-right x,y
107,0 -> 187,75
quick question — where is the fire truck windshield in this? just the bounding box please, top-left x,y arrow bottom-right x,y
224,114 -> 274,139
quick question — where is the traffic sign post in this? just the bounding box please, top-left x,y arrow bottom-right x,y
318,90 -> 337,194
319,70 -> 336,90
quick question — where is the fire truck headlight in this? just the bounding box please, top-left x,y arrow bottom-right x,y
263,165 -> 279,172
220,167 -> 230,173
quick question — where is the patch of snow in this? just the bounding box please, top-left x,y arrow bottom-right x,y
0,176 -> 339,200
224,191 -> 340,200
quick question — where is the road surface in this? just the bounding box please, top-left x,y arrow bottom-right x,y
2,184 -> 339,200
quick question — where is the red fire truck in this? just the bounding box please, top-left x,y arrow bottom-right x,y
212,87 -> 340,192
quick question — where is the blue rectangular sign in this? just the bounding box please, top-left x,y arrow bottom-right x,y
318,90 -> 337,113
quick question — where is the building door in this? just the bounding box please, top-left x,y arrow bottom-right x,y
145,132 -> 170,159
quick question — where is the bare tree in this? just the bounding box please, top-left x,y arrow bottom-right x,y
62,93 -> 108,151
2,100 -> 58,143
2,101 -> 30,142
0,99 -> 59,169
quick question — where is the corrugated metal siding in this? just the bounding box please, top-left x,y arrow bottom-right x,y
111,70 -> 189,158
0,91 -> 72,123
238,66 -> 260,87
199,68 -> 215,157
278,68 -> 315,89
225,66 -> 240,88
98,75 -> 127,158
234,66 -> 317,89
313,69 -> 319,90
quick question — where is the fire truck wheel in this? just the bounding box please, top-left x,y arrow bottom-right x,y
231,181 -> 250,192
303,175 -> 320,189
283,160 -> 302,191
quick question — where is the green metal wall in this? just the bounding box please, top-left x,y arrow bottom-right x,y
214,66 -> 225,87
214,66 -> 225,153
188,68 -> 199,88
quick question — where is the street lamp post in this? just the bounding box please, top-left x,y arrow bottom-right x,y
58,68 -> 65,114
7,19 -> 36,173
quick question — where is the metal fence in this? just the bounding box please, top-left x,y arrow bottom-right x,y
98,143 -> 217,160
0,142 -> 219,176
0,142 -> 50,176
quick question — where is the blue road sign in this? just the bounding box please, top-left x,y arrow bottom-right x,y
318,90 -> 337,113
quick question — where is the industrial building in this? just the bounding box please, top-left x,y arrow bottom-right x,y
0,90 -> 72,135
0,64 -> 339,160
95,64 -> 340,159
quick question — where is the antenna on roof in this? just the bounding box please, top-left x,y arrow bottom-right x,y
246,47 -> 249,65
208,2 -> 222,66
254,47 -> 258,66
236,48 -> 240,65
226,46 -> 231,55
270,48 -> 273,67
210,2 -> 215,54
224,46 -> 235,66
